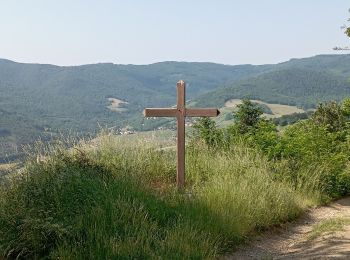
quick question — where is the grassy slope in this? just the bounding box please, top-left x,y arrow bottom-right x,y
0,134 -> 319,259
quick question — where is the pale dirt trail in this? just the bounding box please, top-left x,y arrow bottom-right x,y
228,197 -> 350,259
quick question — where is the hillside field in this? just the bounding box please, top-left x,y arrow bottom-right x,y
225,99 -> 304,116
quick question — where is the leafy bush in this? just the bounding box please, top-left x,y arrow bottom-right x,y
227,119 -> 279,158
192,117 -> 223,148
275,120 -> 350,197
311,101 -> 346,132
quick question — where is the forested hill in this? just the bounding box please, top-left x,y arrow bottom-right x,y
0,59 -> 269,161
1,54 -> 350,161
195,67 -> 350,108
195,54 -> 350,108
0,58 -> 269,132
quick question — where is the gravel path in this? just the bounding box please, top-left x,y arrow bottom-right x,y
228,197 -> 350,259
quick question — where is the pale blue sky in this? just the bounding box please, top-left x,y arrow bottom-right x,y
0,0 -> 349,65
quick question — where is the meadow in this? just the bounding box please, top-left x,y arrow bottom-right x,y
1,99 -> 350,259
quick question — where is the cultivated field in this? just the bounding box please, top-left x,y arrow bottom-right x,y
107,97 -> 128,112
225,99 -> 305,118
0,163 -> 17,171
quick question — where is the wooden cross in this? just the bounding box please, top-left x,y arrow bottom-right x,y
144,80 -> 220,188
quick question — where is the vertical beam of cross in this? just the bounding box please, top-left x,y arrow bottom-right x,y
143,80 -> 220,188
176,80 -> 186,187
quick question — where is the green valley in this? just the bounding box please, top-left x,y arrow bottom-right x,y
2,54 -> 350,161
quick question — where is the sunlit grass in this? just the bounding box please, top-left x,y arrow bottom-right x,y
0,133 -> 326,258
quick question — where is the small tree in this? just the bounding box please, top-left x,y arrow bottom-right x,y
345,8 -> 350,37
311,101 -> 346,132
334,9 -> 350,50
234,99 -> 263,133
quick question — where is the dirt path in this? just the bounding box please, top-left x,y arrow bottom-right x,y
229,197 -> 350,259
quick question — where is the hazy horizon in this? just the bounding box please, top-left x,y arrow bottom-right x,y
1,0 -> 349,66
2,53 -> 350,67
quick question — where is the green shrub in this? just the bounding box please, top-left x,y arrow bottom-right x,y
274,120 -> 350,197
192,117 -> 223,148
227,119 -> 279,158
311,101 -> 346,132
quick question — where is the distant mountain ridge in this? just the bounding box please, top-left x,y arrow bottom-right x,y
1,54 -> 350,161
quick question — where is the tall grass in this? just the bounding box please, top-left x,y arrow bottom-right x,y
0,133 -> 323,258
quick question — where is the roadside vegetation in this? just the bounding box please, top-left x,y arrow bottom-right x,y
1,98 -> 350,259
307,217 -> 350,241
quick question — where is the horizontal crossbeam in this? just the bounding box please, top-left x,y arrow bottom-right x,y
143,108 -> 177,117
185,108 -> 220,117
144,108 -> 220,118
